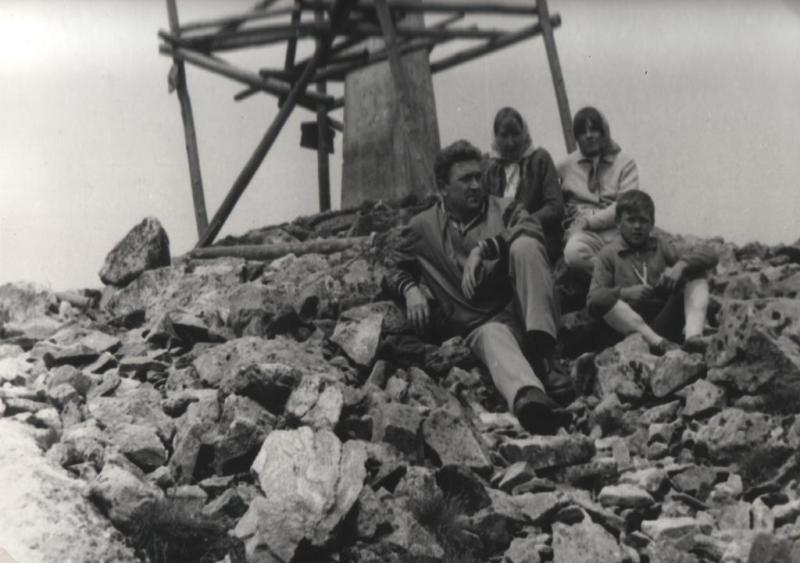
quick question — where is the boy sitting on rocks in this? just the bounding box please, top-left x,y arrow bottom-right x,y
586,189 -> 718,354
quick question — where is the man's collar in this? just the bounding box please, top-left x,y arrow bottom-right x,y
438,199 -> 487,234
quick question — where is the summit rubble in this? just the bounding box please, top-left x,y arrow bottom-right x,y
1,201 -> 800,563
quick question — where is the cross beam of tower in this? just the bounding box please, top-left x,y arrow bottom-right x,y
159,0 -> 574,247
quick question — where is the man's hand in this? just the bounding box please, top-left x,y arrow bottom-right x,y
461,247 -> 484,300
659,261 -> 688,292
404,286 -> 430,334
620,284 -> 654,304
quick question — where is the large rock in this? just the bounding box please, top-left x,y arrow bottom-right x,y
593,335 -> 658,401
649,350 -> 705,397
714,264 -> 800,300
381,500 -> 445,560
213,394 -> 275,474
237,428 -> 366,561
285,373 -> 344,430
110,423 -> 168,470
100,257 -> 245,325
707,298 -> 800,393
500,435 -> 595,470
641,516 -> 711,547
89,463 -> 164,532
99,216 -> 170,287
691,408 -> 778,463
0,355 -> 32,385
169,391 -> 220,483
681,379 -> 726,417
331,311 -> 384,367
218,361 -> 303,415
598,484 -> 655,508
260,252 -> 386,319
371,401 -> 423,455
193,336 -> 332,388
87,385 -> 174,443
422,405 -> 492,475
0,282 -> 57,324
552,512 -> 626,563
227,282 -> 276,336
513,491 -> 565,525
87,385 -> 175,441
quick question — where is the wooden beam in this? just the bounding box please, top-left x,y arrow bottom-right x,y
159,45 -> 333,111
280,0 -> 303,107
300,0 -> 537,15
429,15 -> 561,73
196,0 -> 357,248
190,237 -> 368,261
180,0 -> 286,34
537,0 -> 575,153
315,8 -> 331,212
345,21 -> 504,40
166,0 -> 208,238
312,13 -> 459,81
166,22 -> 326,52
170,19 -> 503,53
232,34 -> 370,102
312,38 -> 431,81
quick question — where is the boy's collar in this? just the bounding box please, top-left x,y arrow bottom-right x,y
617,234 -> 658,253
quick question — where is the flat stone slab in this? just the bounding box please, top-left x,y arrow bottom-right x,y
500,434 -> 595,470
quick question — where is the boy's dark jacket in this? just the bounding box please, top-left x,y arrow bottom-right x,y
587,233 -> 719,317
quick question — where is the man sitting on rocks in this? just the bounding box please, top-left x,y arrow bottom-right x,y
386,139 -> 572,435
587,190 -> 718,354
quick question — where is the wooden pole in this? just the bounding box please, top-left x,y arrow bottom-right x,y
169,20 -> 503,53
196,0 -> 355,248
429,16 -> 560,73
280,0 -> 303,107
159,45 -> 332,111
315,9 -> 331,212
300,0 -> 538,15
345,21 -> 504,40
537,0 -> 575,153
181,0 -> 284,34
190,237 -> 368,261
166,0 -> 208,238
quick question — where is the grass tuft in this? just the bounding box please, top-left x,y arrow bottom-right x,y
129,496 -> 242,563
407,491 -> 482,563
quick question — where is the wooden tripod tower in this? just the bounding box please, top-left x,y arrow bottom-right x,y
159,0 -> 575,247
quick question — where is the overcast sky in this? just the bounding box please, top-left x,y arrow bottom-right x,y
1,0 -> 799,290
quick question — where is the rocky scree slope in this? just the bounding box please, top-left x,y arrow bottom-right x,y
1,202 -> 800,563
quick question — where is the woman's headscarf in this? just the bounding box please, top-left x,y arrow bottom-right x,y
491,107 -> 536,163
572,106 -> 621,157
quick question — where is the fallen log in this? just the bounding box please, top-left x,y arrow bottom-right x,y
189,236 -> 369,261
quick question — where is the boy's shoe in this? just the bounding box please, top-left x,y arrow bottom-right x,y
683,335 -> 711,354
649,339 -> 681,356
572,352 -> 597,396
513,386 -> 571,435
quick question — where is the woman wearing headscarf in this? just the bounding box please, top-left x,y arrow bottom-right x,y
558,106 -> 640,275
483,107 -> 564,263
